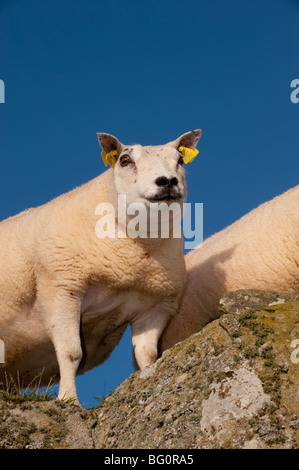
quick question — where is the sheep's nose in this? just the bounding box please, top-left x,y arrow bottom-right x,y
155,176 -> 178,188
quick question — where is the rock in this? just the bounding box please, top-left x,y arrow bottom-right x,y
0,400 -> 95,449
1,290 -> 299,449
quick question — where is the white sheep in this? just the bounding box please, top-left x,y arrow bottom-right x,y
0,130 -> 202,403
160,184 -> 299,352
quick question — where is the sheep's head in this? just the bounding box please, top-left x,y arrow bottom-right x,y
97,130 -> 201,211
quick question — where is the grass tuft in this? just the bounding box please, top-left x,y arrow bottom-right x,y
0,372 -> 57,403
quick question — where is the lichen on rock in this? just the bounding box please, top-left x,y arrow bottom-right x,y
93,290 -> 299,449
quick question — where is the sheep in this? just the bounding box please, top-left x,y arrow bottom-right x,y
159,184 -> 299,352
0,129 -> 202,403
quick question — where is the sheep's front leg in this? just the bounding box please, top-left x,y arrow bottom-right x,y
38,288 -> 82,403
130,302 -> 175,370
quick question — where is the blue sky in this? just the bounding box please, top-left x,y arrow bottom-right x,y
0,0 -> 298,408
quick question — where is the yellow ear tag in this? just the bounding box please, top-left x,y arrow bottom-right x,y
179,146 -> 199,164
101,150 -> 117,168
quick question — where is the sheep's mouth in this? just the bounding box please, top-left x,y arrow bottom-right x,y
148,195 -> 178,203
146,189 -> 182,203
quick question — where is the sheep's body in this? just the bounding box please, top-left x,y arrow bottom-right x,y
0,130 -> 202,402
160,184 -> 299,352
0,171 -> 183,379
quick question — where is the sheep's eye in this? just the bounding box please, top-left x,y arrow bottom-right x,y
120,154 -> 133,167
178,155 -> 184,166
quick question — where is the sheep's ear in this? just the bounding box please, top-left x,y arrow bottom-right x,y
97,133 -> 124,155
168,129 -> 202,150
